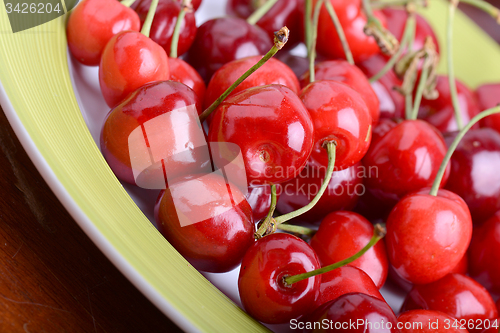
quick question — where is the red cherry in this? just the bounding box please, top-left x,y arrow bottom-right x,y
300,80 -> 372,170
245,184 -> 281,222
450,253 -> 468,275
67,0 -> 140,66
477,83 -> 500,133
444,128 -> 500,224
99,31 -> 170,108
132,0 -> 203,11
276,51 -> 310,79
168,57 -> 206,101
154,174 -> 254,273
310,211 -> 388,288
468,211 -> 500,293
276,163 -> 363,224
208,85 -> 314,185
397,310 -> 467,333
203,56 -> 300,110
401,273 -> 498,333
238,233 -> 320,324
363,120 -> 449,206
386,189 -> 473,285
186,17 -> 273,82
301,60 -> 380,124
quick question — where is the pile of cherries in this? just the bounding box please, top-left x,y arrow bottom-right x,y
67,0 -> 500,331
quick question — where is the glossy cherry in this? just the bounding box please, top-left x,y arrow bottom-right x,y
67,0 -> 140,66
276,163 -> 363,224
168,57 -> 206,101
386,189 -> 473,285
301,60 -> 380,124
444,128 -> 500,224
208,84 -> 314,185
99,31 -> 170,108
300,80 -> 372,171
310,211 -> 388,288
397,310 -> 468,333
154,174 -> 254,273
401,273 -> 498,332
238,232 -> 320,324
245,184 -> 281,222
186,17 -> 272,82
477,83 -> 500,133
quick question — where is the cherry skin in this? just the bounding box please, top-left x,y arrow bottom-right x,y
303,293 -> 398,332
100,81 -> 203,185
310,211 -> 388,288
386,189 -> 473,285
132,0 -> 203,12
401,273 -> 498,333
444,128 -> 500,224
245,184 -> 281,222
154,174 -> 254,273
168,57 -> 206,101
468,211 -> 500,293
238,232 -> 321,324
203,55 -> 300,110
186,17 -> 272,82
276,51 -> 310,79
397,310 -> 468,333
363,120 -> 449,206
67,0 -> 140,66
208,84 -> 314,185
99,31 -> 170,108
276,163 -> 363,224
300,80 -> 372,171
300,60 -> 380,124
480,320 -> 500,333
476,83 -> 500,133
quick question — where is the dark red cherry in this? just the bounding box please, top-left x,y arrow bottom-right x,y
203,56 -> 300,110
99,31 -> 170,108
469,211 -> 500,293
303,293 -> 398,332
276,52 -> 310,79
208,85 -> 314,185
276,163 -> 363,224
186,17 -> 273,82
238,233 -> 320,324
168,57 -> 206,101
418,76 -> 481,133
67,0 -> 140,66
477,83 -> 500,133
444,128 -> 500,224
386,189 -> 473,285
401,273 -> 498,332
301,60 -> 380,124
300,80 -> 372,170
245,184 -> 281,222
154,174 -> 254,273
398,310 -> 468,333
310,211 -> 389,288
363,120 -> 449,206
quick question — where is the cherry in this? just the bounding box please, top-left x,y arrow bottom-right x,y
418,76 -> 480,133
476,83 -> 500,133
363,120 -> 449,206
208,84 -> 314,185
245,184 -> 281,222
300,60 -> 380,124
468,210 -> 500,293
238,232 -> 320,324
300,80 -> 372,171
154,173 -> 254,273
275,163 -> 363,224
203,56 -> 300,110
276,51 -> 310,79
386,189 -> 472,285
67,0 -> 140,66
168,57 -> 206,101
397,310 -> 468,333
310,211 -> 388,288
444,128 -> 500,224
132,0 -> 203,11
186,17 -> 273,82
303,293 -> 398,332
401,273 -> 498,333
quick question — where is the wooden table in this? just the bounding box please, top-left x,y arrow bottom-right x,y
0,2 -> 498,332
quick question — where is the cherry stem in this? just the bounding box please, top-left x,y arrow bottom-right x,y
447,0 -> 464,130
370,0 -> 428,9
254,184 -> 277,239
247,0 -> 280,25
284,224 -> 386,285
170,0 -> 192,58
362,0 -> 399,55
429,105 -> 500,196
305,0 -> 313,60
410,58 -> 430,120
309,0 -> 324,83
141,0 -> 160,37
277,223 -> 316,237
458,0 -> 500,23
369,13 -> 416,83
121,0 -> 137,7
199,27 -> 289,123
323,0 -> 354,65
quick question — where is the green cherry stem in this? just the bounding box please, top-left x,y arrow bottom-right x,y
362,0 -> 399,55
255,184 -> 277,239
141,0 -> 159,37
199,27 -> 289,123
410,58 -> 430,120
458,0 -> 500,23
247,0 -> 280,25
429,105 -> 500,196
284,224 -> 387,285
305,0 -> 313,61
170,0 -> 192,58
121,0 -> 137,7
277,223 -> 316,237
323,0 -> 354,65
447,0 -> 464,130
309,0 -> 324,83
